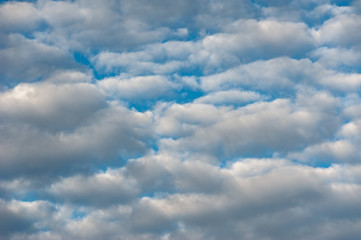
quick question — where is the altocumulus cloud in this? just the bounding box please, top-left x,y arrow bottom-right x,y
0,0 -> 361,239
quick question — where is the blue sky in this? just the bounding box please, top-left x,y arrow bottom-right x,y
1,0 -> 361,239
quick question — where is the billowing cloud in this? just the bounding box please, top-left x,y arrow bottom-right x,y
0,81 -> 154,179
0,34 -> 80,83
98,75 -> 176,100
156,91 -> 340,159
0,1 -> 42,33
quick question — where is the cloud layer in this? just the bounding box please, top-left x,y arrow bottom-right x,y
1,0 -> 361,239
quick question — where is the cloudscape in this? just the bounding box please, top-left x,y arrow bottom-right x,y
1,0 -> 361,239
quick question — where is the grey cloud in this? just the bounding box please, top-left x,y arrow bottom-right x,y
200,56 -> 361,93
0,1 -> 43,33
288,119 -> 361,165
0,103 -> 154,179
1,0 -> 361,239
0,200 -> 55,239
45,70 -> 93,84
36,0 -> 171,52
287,94 -> 361,164
200,57 -> 316,92
156,92 -> 340,159
97,75 -> 176,101
0,34 -> 80,83
49,169 -> 138,206
288,139 -> 358,164
260,1 -> 350,23
194,90 -> 263,106
34,0 -> 259,53
124,154 -> 225,195
315,13 -> 361,48
92,41 -> 197,76
155,103 -> 223,139
311,47 -> 361,69
125,159 -> 361,239
0,203 -> 34,237
202,19 -> 315,60
92,19 -> 315,78
1,156 -> 360,240
0,82 -> 106,132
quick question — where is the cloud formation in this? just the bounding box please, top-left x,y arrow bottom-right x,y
1,0 -> 361,239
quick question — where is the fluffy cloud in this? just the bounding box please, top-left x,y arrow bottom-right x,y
3,156 -> 360,240
49,169 -> 138,206
1,0 -> 361,239
98,75 -> 176,101
0,82 -> 105,131
156,92 -> 340,159
0,1 -> 42,33
0,34 -> 80,83
311,47 -> 361,69
194,90 -> 263,105
202,19 -> 315,60
315,13 -> 361,48
200,56 -> 361,93
0,82 -> 154,179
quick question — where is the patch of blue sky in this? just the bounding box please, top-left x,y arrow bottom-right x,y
331,0 -> 353,6
116,83 -> 205,112
11,191 -> 41,203
293,158 -> 333,168
71,209 -> 87,220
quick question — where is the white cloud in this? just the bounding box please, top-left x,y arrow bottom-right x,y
97,75 -> 176,100
0,82 -> 106,131
311,47 -> 361,68
49,168 -> 138,206
1,0 -> 361,239
1,153 -> 361,239
315,14 -> 361,47
156,92 -> 340,159
0,2 -> 42,32
0,34 -> 80,82
194,90 -> 263,105
202,19 -> 314,59
36,0 -> 172,52
200,57 -> 315,92
200,56 -> 361,93
0,103 -> 154,179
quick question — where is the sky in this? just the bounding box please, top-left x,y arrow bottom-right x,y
0,0 -> 361,239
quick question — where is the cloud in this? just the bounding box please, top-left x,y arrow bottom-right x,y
202,19 -> 315,60
156,92 -> 340,159
0,199 -> 54,239
49,168 -> 138,206
0,34 -> 80,83
0,1 -> 42,33
1,155 -> 361,239
36,0 -> 172,52
200,57 -> 315,92
194,90 -> 263,105
91,41 -> 197,76
92,18 -> 315,78
97,75 -> 176,100
1,0 -> 361,239
200,56 -> 361,93
310,47 -> 361,68
315,13 -> 361,48
0,101 -> 154,179
0,81 -> 105,131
